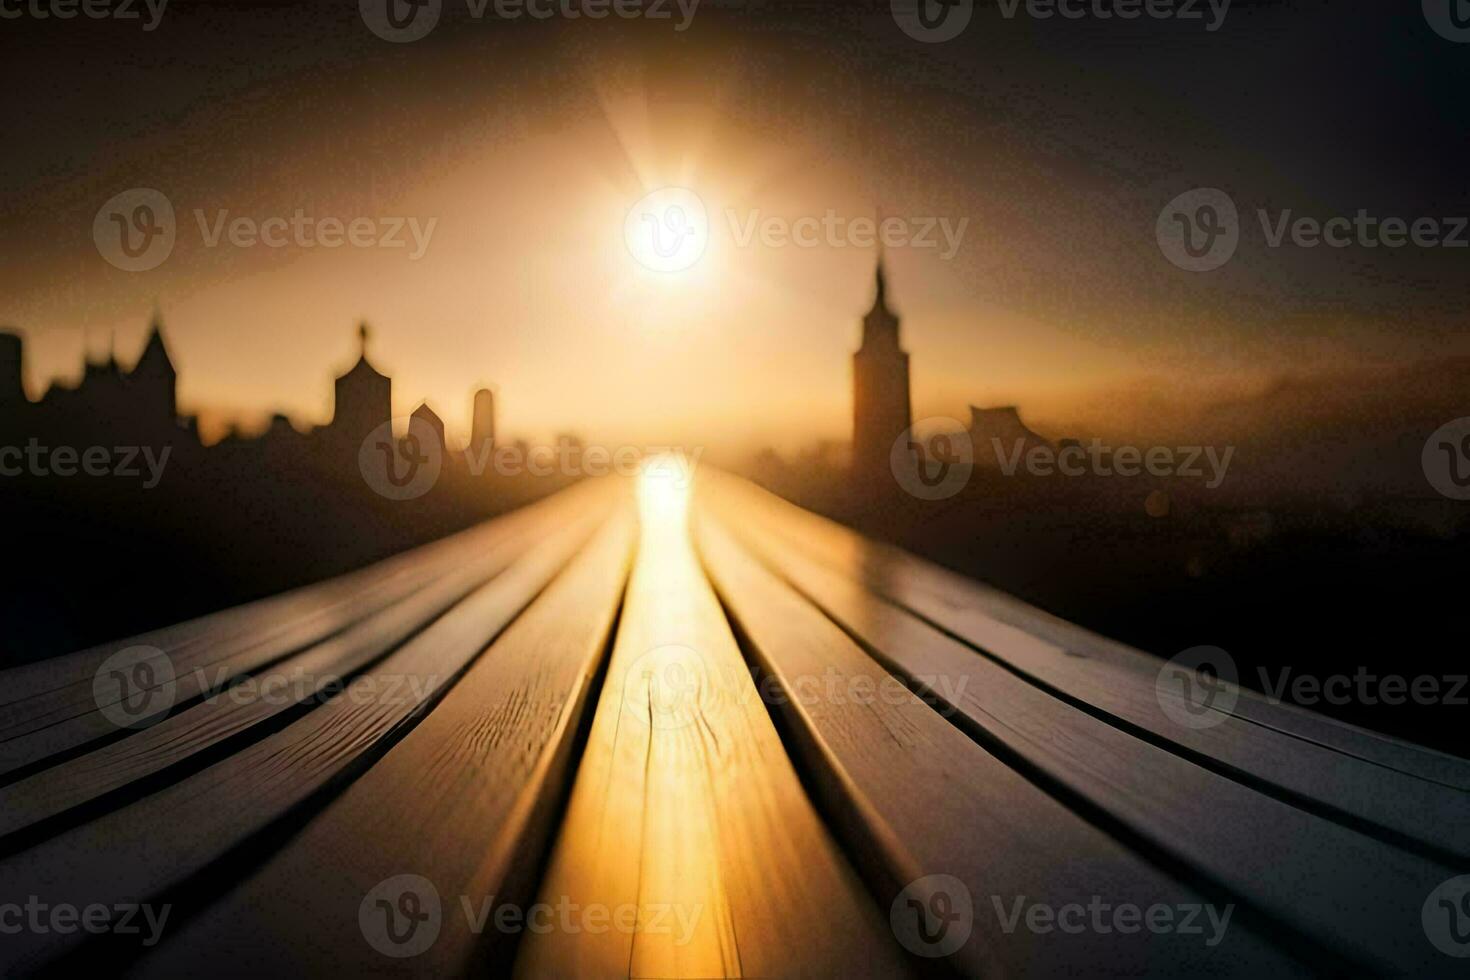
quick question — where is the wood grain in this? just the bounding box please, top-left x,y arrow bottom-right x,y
695,511 -> 1302,978
512,481 -> 910,979
0,489 -> 590,777
0,496 -> 568,842
703,475 -> 1470,857
0,490 -> 612,974
699,486 -> 1462,974
126,507 -> 638,978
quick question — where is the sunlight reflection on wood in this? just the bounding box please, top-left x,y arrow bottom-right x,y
513,468 -> 906,978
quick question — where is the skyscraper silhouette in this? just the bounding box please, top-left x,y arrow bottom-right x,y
470,388 -> 496,454
851,255 -> 911,495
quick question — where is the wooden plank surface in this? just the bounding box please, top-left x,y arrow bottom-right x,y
695,512 -> 1302,978
0,490 -> 585,778
0,495 -> 565,845
697,488 -> 1463,975
125,508 -> 638,978
709,476 -> 1470,785
511,476 -> 910,978
704,476 -> 1470,858
0,489 -> 613,975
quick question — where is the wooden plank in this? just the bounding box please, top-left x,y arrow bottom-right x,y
713,475 -> 1470,788
0,494 -> 567,844
698,496 -> 1463,975
694,513 -> 1303,979
0,487 -> 612,975
707,475 -> 1470,857
0,489 -> 587,777
0,501 -> 527,707
125,509 -> 638,978
511,476 -> 910,978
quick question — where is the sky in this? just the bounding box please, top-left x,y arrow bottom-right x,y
1,0 -> 1467,452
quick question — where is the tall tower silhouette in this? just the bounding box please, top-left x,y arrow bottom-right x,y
0,331 -> 23,405
852,254 -> 911,495
470,388 -> 495,454
329,322 -> 391,445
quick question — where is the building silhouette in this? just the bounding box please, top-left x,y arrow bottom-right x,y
851,255 -> 911,494
470,388 -> 496,455
410,401 -> 447,454
969,405 -> 1053,467
1,332 -> 23,406
328,323 -> 391,448
0,314 -> 185,447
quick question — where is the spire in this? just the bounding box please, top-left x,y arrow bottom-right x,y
134,308 -> 175,377
859,247 -> 902,353
338,321 -> 388,384
874,246 -> 888,310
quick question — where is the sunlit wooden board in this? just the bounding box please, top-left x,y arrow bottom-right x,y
0,496 -> 610,975
698,491 -> 1461,975
512,476 -> 911,979
706,475 -> 1470,857
126,509 -> 637,978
